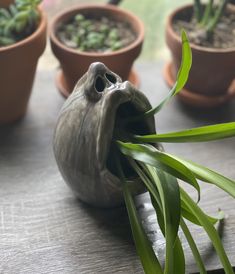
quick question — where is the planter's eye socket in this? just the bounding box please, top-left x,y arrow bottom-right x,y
95,76 -> 105,93
105,73 -> 117,84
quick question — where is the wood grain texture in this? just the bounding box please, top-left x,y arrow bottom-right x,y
0,63 -> 235,274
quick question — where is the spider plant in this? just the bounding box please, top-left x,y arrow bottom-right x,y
193,0 -> 229,38
0,0 -> 41,46
113,30 -> 235,273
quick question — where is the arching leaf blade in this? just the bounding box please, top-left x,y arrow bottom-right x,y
171,155 -> 235,198
180,218 -> 207,274
134,122 -> 235,143
180,188 -> 234,274
123,183 -> 163,274
117,141 -> 200,200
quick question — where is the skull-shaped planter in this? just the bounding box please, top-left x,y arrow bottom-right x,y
53,62 -> 156,208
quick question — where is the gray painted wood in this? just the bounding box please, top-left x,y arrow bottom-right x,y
0,63 -> 235,274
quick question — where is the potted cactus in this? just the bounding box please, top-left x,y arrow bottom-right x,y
0,0 -> 47,124
53,32 -> 235,273
49,4 -> 144,97
164,0 -> 235,108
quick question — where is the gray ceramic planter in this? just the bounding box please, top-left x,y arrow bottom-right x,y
53,62 -> 156,208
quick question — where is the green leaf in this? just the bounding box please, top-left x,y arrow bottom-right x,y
134,122 -> 235,143
123,183 -> 163,274
146,166 -> 182,274
129,159 -> 184,273
194,0 -> 203,22
173,237 -> 185,274
123,30 -> 192,124
171,155 -> 235,198
181,199 -> 224,226
117,141 -> 200,200
200,0 -> 213,26
180,188 -> 234,274
207,0 -> 228,33
180,218 -> 206,274
114,154 -> 163,274
150,196 -> 185,274
143,30 -> 192,116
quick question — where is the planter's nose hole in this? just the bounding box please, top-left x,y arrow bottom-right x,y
105,73 -> 117,84
95,76 -> 105,93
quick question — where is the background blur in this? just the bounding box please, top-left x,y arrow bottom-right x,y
39,0 -> 189,70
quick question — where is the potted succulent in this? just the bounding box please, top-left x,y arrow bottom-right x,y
164,0 -> 235,107
53,32 -> 235,273
49,4 -> 144,97
0,0 -> 47,124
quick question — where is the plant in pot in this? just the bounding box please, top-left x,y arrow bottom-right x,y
164,0 -> 235,108
53,32 -> 235,273
0,0 -> 47,124
49,3 -> 144,97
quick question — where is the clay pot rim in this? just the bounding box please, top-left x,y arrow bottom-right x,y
0,8 -> 47,53
49,3 -> 145,57
166,3 -> 235,53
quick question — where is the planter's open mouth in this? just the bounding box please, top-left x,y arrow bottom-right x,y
107,99 -> 155,178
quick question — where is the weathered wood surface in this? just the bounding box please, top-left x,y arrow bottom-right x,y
0,63 -> 235,274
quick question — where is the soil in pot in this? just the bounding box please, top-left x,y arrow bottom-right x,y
173,8 -> 235,48
56,12 -> 137,53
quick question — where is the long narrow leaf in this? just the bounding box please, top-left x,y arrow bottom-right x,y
129,159 -> 182,273
194,0 -> 203,22
200,0 -> 213,26
134,122 -> 235,143
150,193 -> 186,274
171,155 -> 235,198
124,30 -> 192,124
117,141 -> 200,200
146,166 -> 182,274
180,218 -> 206,274
181,199 -> 224,226
143,30 -> 192,117
180,188 -> 234,274
123,183 -> 163,274
173,236 -> 186,274
207,0 -> 229,33
114,155 -> 163,274
131,159 -> 185,273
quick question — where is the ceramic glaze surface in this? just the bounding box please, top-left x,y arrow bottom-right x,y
53,62 -> 156,207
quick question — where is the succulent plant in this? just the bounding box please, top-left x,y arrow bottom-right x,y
54,31 -> 235,273
193,0 -> 229,38
0,0 -> 41,47
57,13 -> 136,53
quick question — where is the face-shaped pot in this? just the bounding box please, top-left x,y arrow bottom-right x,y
53,62 -> 156,208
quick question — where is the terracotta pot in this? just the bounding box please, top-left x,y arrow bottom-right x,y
53,62 -> 156,208
165,4 -> 235,107
0,9 -> 47,124
50,4 -> 144,96
0,0 -> 13,8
